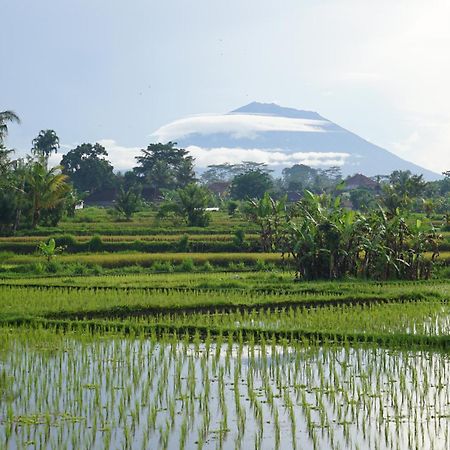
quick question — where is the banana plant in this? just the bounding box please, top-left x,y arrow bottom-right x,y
37,238 -> 64,262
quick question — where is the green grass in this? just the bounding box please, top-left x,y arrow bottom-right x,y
1,252 -> 281,268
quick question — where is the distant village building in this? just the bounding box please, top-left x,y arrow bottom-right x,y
344,174 -> 378,191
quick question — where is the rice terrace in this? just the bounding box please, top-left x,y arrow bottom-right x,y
1,197 -> 449,449
2,1 -> 450,449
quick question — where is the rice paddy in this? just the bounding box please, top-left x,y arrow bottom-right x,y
0,271 -> 449,449
1,326 -> 449,450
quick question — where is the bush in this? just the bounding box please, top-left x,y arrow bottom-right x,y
233,229 -> 246,248
32,262 -> 46,275
88,235 -> 104,252
227,200 -> 239,216
201,261 -> 213,272
228,261 -> 246,271
176,234 -> 189,252
55,234 -> 77,248
151,261 -> 174,273
177,258 -> 195,272
46,260 -> 62,273
70,262 -> 88,276
90,264 -> 103,276
0,251 -> 14,264
255,259 -> 267,270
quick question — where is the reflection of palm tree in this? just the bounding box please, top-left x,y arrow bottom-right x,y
0,110 -> 20,143
26,161 -> 70,228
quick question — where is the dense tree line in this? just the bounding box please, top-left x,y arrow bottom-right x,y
0,109 -> 448,232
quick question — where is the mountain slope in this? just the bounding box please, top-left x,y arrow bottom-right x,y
153,102 -> 439,180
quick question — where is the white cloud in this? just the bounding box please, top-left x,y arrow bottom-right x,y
96,139 -> 141,172
153,113 -> 329,141
186,146 -> 349,168
51,140 -> 349,172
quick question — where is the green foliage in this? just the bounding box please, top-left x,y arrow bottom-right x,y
0,189 -> 18,233
243,192 -> 287,251
176,234 -> 190,252
233,228 -> 246,248
25,160 -> 72,228
37,238 -> 64,262
31,130 -> 60,161
158,183 -> 211,227
227,200 -> 239,216
0,110 -> 20,144
88,235 -> 103,252
114,187 -> 142,220
230,170 -> 273,200
349,188 -> 375,211
239,191 -> 442,281
60,143 -> 116,193
134,142 -> 195,197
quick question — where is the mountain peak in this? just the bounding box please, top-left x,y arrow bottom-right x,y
230,101 -> 324,120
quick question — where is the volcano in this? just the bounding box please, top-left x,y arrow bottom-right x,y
152,102 -> 439,180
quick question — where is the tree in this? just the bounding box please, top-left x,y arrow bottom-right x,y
60,143 -> 116,193
115,187 -> 142,220
0,110 -> 20,144
32,130 -> 60,165
201,161 -> 271,185
389,170 -> 426,198
380,184 -> 409,218
230,170 -> 273,200
264,191 -> 442,281
0,189 -> 18,233
25,160 -> 71,227
242,192 -> 287,251
282,164 -> 318,192
158,183 -> 211,227
134,142 -> 195,197
349,188 -> 375,211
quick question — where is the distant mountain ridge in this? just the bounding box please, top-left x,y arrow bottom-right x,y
232,102 -> 324,121
153,102 -> 439,180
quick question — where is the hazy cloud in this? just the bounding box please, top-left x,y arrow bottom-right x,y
186,146 -> 349,168
153,114 -> 329,142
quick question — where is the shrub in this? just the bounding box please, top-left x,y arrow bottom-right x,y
228,261 -> 246,271
88,235 -> 103,252
151,261 -> 174,273
255,259 -> 267,271
32,262 -> 46,275
227,200 -> 239,216
201,261 -> 213,272
55,234 -> 77,248
70,262 -> 88,276
176,234 -> 190,252
46,260 -> 62,273
233,229 -> 246,248
177,258 -> 195,272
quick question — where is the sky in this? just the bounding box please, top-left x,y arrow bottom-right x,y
1,0 -> 449,175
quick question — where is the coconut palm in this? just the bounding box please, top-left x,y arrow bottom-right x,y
0,110 -> 20,143
25,161 -> 71,228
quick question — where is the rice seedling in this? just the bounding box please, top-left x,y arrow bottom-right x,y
0,323 -> 449,449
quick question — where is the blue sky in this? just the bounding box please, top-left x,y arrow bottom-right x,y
2,0 -> 449,173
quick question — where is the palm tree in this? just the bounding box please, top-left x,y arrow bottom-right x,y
32,129 -> 60,164
26,161 -> 71,228
0,110 -> 20,144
